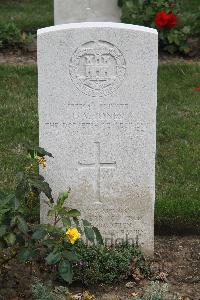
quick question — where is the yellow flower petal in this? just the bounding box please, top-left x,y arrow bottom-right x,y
66,228 -> 81,244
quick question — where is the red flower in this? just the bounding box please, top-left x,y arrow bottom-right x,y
194,87 -> 200,91
154,11 -> 177,29
166,13 -> 177,28
154,11 -> 169,28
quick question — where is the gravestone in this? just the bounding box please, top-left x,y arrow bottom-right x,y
38,23 -> 158,255
54,0 -> 121,24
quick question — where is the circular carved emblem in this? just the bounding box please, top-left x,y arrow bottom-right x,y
69,41 -> 126,97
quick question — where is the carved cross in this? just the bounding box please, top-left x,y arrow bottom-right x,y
78,142 -> 116,204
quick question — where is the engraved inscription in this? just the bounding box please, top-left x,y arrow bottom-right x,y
78,142 -> 116,204
44,120 -> 147,138
69,41 -> 126,97
86,211 -> 145,245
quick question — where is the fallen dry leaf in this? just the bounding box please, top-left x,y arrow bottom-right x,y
131,292 -> 139,297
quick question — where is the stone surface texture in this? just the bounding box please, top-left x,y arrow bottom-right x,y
38,23 -> 158,255
54,0 -> 121,24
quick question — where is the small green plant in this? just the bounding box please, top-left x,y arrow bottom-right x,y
32,279 -> 72,300
0,21 -> 21,48
0,146 -> 103,283
135,281 -> 178,300
0,146 -> 53,250
32,280 -> 54,300
32,279 -> 96,300
73,242 -> 150,285
0,145 -> 150,285
118,0 -> 200,55
0,20 -> 37,50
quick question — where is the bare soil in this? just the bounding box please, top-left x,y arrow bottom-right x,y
0,49 -> 200,65
0,236 -> 199,300
0,50 -> 36,65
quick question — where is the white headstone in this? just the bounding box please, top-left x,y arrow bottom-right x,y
38,23 -> 158,255
54,0 -> 121,24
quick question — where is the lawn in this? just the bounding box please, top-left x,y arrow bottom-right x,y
156,64 -> 200,228
0,64 -> 199,228
0,66 -> 38,192
0,0 -> 53,31
0,0 -> 199,31
178,0 -> 200,13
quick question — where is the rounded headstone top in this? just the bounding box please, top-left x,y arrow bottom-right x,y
38,22 -> 158,36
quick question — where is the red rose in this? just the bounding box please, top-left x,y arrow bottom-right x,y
166,13 -> 177,28
154,11 -> 169,28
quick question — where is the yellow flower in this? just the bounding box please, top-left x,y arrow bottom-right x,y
66,228 -> 81,244
37,156 -> 47,168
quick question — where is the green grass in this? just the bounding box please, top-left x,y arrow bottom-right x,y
0,0 -> 53,31
0,65 -> 38,192
178,0 -> 200,13
0,64 -> 199,227
156,64 -> 200,225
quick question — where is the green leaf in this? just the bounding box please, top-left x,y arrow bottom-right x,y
32,226 -> 47,240
62,217 -> 71,228
46,224 -> 63,234
4,233 -> 16,246
0,225 -> 7,237
43,239 -> 57,248
0,208 -> 10,215
15,179 -> 28,200
57,191 -> 70,207
17,216 -> 29,234
73,217 -> 82,234
46,251 -> 62,265
82,220 -> 95,242
18,248 -> 32,262
82,219 -> 91,227
0,191 -> 6,200
58,207 -> 70,218
48,209 -> 56,217
13,196 -> 20,210
58,260 -> 73,283
84,226 -> 95,242
10,216 -> 18,226
93,226 -> 103,245
30,179 -> 53,201
27,145 -> 53,158
0,193 -> 16,209
62,250 -> 78,262
3,193 -> 19,210
67,209 -> 81,218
